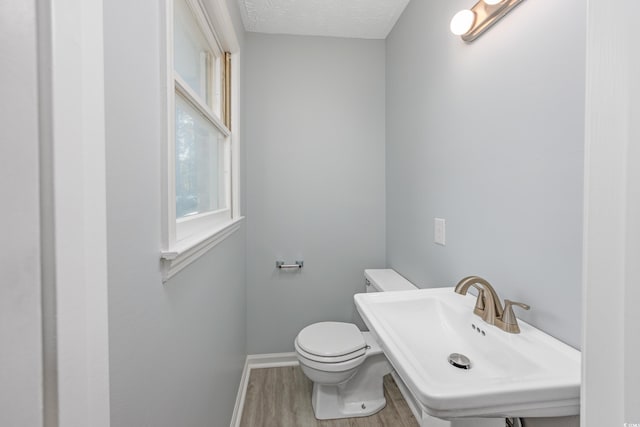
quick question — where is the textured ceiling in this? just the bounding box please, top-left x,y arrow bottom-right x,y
237,0 -> 411,39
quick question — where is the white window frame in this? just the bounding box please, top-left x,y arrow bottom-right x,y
161,0 -> 242,282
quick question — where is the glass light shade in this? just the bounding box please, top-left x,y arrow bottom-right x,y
450,9 -> 476,36
483,0 -> 503,5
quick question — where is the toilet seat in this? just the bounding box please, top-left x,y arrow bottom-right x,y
295,339 -> 366,374
295,339 -> 367,364
296,322 -> 367,360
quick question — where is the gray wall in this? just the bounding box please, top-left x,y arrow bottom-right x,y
385,0 -> 585,348
104,1 -> 246,426
0,1 -> 43,425
244,34 -> 386,354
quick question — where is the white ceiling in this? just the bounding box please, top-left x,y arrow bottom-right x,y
237,0 -> 411,40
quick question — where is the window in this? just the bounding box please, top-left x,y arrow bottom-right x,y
161,0 -> 241,281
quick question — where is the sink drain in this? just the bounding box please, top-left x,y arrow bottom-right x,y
448,353 -> 471,370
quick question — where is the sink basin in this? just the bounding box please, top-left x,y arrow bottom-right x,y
354,288 -> 581,419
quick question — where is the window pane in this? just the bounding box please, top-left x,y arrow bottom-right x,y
175,94 -> 226,219
174,0 -> 214,107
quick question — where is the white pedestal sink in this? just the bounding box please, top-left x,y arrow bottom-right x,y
354,288 -> 581,422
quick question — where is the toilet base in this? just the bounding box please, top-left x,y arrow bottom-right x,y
309,351 -> 391,420
311,382 -> 386,420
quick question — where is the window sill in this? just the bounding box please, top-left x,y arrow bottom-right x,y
161,216 -> 244,282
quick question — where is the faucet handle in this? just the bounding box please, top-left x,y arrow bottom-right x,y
504,300 -> 530,311
469,284 -> 486,316
500,300 -> 530,334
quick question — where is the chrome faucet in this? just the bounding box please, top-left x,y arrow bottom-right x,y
454,276 -> 530,334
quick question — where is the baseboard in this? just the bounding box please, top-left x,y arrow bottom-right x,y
229,357 -> 250,427
246,352 -> 298,369
229,353 -> 299,427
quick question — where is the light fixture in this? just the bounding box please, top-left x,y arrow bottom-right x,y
450,0 -> 525,42
450,10 -> 476,36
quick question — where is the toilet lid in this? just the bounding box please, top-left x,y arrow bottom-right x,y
296,322 -> 366,358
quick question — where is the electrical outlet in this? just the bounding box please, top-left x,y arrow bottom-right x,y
434,218 -> 446,245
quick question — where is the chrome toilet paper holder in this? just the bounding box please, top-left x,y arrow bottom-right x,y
276,260 -> 304,270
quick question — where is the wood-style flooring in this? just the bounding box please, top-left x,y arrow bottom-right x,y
239,366 -> 419,427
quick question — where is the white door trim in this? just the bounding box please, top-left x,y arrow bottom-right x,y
44,0 -> 111,425
582,0 -> 639,425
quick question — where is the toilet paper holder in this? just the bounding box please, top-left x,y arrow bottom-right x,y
276,260 -> 304,270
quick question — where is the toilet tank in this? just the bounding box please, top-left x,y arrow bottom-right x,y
364,269 -> 417,293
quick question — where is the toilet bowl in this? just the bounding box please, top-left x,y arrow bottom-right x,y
294,269 -> 418,420
295,322 -> 391,420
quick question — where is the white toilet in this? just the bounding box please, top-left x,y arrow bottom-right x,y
294,269 -> 417,420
